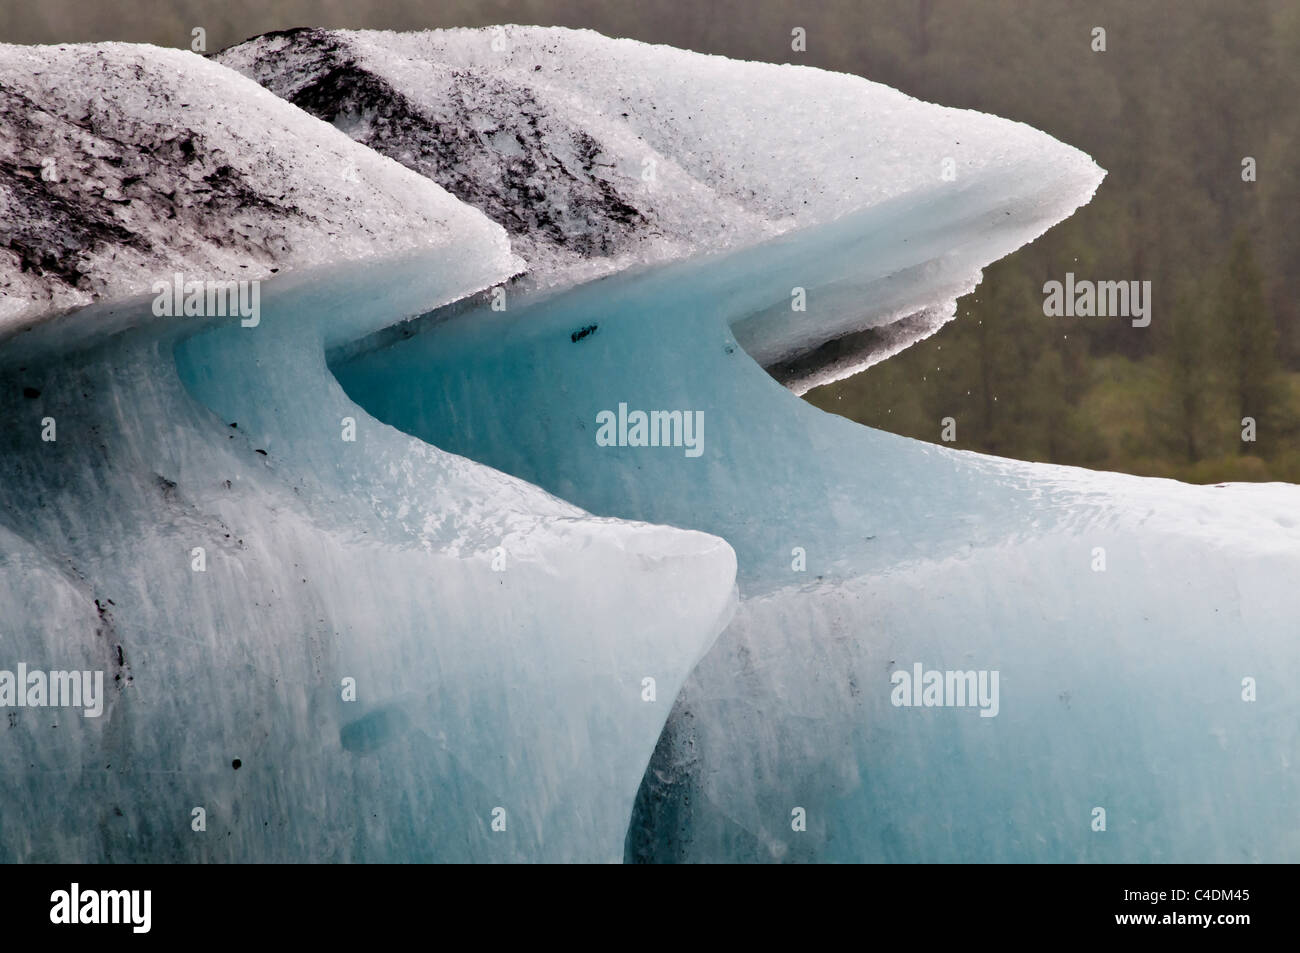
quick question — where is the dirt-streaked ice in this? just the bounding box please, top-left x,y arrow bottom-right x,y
0,41 -> 522,334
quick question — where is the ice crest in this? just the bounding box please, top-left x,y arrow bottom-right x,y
219,26 -> 1104,386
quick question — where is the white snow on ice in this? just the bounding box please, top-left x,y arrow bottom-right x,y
219,26 -> 1103,383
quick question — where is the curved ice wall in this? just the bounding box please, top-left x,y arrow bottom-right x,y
0,255 -> 737,863
338,218 -> 1300,863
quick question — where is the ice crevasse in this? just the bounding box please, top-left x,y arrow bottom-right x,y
1,27 -> 1297,863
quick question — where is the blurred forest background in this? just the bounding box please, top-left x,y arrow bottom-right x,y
5,0 -> 1297,482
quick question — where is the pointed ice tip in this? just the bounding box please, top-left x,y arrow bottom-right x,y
217,25 -> 1110,304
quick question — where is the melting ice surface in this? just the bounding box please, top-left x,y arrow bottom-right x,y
338,214 -> 1300,863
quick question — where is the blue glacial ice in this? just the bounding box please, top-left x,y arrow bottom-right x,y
336,214 -> 1300,864
0,255 -> 736,863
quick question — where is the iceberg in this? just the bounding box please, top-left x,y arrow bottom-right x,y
1,26 -> 1296,865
